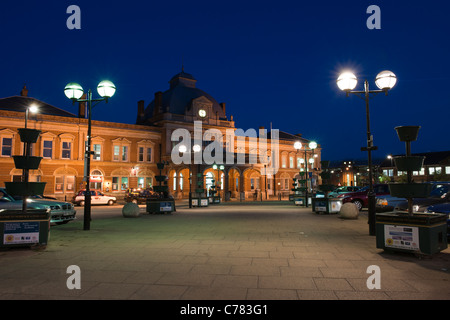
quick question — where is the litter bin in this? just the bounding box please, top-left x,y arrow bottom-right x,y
0,209 -> 50,249
376,212 -> 448,255
312,197 -> 342,214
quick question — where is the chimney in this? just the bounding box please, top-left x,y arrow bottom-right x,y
20,85 -> 28,97
220,102 -> 226,114
153,91 -> 163,116
136,100 -> 145,123
78,94 -> 86,118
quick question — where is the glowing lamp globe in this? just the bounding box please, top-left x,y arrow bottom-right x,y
178,145 -> 187,153
309,141 -> 317,149
193,144 -> 201,153
64,83 -> 84,100
97,80 -> 116,98
337,72 -> 357,91
294,141 -> 302,150
375,70 -> 397,90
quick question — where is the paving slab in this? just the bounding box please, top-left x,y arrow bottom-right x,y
0,202 -> 449,302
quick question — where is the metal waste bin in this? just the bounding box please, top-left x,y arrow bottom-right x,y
0,209 -> 50,249
376,212 -> 448,255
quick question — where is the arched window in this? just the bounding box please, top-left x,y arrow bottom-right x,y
206,172 -> 214,194
179,173 -> 183,191
90,169 -> 103,190
173,172 -> 177,191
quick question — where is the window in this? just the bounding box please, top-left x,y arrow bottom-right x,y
289,156 -> 294,168
43,140 -> 53,159
284,178 -> 289,190
446,166 -> 450,174
179,173 -> 183,191
112,177 -> 119,191
138,147 -> 144,162
281,154 -> 287,168
173,172 -> 177,191
62,141 -> 71,159
297,158 -> 301,168
55,176 -> 64,192
93,144 -> 101,160
55,175 -> 75,193
1,137 -> 12,157
146,148 -> 152,162
122,146 -> 128,161
113,146 -> 120,161
121,177 -> 128,190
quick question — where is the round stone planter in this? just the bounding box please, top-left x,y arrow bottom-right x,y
5,182 -> 47,196
13,156 -> 42,170
18,128 -> 41,143
393,156 -> 425,172
394,126 -> 420,142
388,183 -> 432,198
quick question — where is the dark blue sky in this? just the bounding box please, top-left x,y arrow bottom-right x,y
1,0 -> 449,161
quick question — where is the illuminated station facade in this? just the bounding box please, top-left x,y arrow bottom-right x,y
0,71 -> 322,201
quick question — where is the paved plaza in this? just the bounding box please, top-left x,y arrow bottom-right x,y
0,201 -> 449,301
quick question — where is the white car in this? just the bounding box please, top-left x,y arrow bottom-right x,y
72,190 -> 116,206
0,188 -> 76,225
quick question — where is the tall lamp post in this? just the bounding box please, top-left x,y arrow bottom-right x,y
294,141 -> 317,207
64,80 -> 116,231
337,70 -> 397,235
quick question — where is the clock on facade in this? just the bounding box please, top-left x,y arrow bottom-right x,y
198,109 -> 207,118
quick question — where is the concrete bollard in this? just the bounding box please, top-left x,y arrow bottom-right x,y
339,202 -> 359,219
122,202 -> 141,218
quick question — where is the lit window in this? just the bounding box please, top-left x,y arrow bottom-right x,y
93,144 -> 101,160
121,177 -> 128,190
122,146 -> 128,161
113,146 -> 120,161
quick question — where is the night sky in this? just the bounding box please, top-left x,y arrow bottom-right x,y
1,0 -> 449,162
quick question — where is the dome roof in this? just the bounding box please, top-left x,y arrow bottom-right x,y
144,71 -> 226,120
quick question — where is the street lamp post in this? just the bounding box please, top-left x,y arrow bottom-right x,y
294,141 -> 317,207
337,70 -> 397,235
64,80 -> 116,230
22,104 -> 39,213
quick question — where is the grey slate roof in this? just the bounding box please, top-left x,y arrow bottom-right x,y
144,71 -> 226,120
0,96 -> 77,118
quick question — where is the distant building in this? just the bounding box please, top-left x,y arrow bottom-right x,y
379,151 -> 450,182
328,151 -> 450,187
0,70 -> 322,200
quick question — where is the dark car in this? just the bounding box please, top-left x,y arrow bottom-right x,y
424,203 -> 450,242
340,184 -> 390,211
125,188 -> 159,204
328,186 -> 361,198
395,185 -> 450,213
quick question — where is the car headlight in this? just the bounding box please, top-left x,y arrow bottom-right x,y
377,198 -> 388,206
413,205 -> 420,212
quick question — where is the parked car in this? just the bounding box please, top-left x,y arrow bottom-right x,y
395,185 -> 450,213
328,186 -> 361,198
0,188 -> 76,225
340,184 -> 390,211
376,182 -> 450,213
72,190 -> 116,206
376,195 -> 406,212
125,188 -> 159,204
424,203 -> 450,242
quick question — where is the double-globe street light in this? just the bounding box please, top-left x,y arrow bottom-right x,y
294,140 -> 317,208
337,70 -> 397,235
178,144 -> 201,208
64,80 -> 116,230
